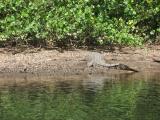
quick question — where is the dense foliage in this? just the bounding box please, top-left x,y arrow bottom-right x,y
0,0 -> 160,47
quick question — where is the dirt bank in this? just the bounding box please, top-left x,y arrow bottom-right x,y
0,46 -> 160,75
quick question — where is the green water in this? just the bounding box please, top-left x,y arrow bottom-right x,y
0,73 -> 160,120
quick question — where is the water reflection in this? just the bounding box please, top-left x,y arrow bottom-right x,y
0,72 -> 160,120
135,79 -> 160,120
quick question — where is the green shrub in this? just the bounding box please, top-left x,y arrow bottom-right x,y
0,0 -> 159,47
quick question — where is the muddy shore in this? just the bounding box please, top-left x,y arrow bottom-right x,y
0,46 -> 160,75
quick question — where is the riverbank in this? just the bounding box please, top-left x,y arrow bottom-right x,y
0,45 -> 160,75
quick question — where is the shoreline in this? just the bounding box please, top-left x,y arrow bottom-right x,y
0,46 -> 160,75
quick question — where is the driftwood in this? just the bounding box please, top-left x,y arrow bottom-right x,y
87,52 -> 138,72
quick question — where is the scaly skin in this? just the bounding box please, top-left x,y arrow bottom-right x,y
87,52 -> 138,72
87,52 -> 119,67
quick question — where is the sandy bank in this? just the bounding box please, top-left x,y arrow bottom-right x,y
0,46 -> 160,75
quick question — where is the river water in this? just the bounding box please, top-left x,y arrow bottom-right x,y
0,72 -> 160,120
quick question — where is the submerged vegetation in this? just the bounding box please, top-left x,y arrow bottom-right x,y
0,0 -> 160,47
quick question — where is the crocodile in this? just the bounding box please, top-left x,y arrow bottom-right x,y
153,58 -> 160,63
87,52 -> 138,72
